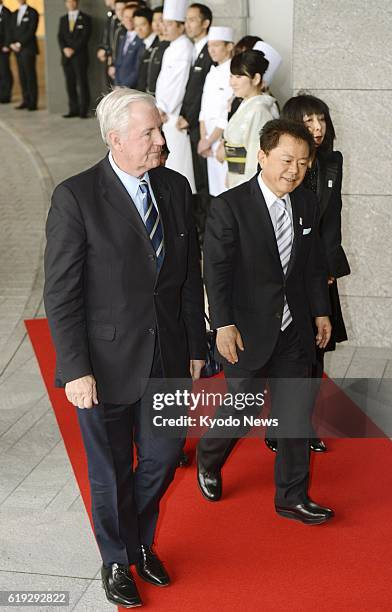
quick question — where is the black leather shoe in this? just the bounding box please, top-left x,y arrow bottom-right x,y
15,103 -> 28,110
178,450 -> 190,467
275,499 -> 334,525
28,106 -> 37,111
265,437 -> 278,452
197,462 -> 222,501
101,563 -> 142,608
310,438 -> 327,452
136,545 -> 170,587
62,112 -> 78,118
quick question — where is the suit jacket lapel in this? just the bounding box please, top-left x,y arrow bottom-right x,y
99,156 -> 152,245
249,176 -> 282,265
286,188 -> 302,278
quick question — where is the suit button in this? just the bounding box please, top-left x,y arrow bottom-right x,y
154,291 -> 158,296
275,312 -> 281,319
148,328 -> 155,335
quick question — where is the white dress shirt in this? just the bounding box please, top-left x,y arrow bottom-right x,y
17,3 -> 28,26
257,174 -> 293,230
193,35 -> 208,64
143,32 -> 156,50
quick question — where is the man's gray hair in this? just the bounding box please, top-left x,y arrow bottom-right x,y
96,87 -> 156,147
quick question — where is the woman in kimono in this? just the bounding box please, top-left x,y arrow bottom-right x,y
216,50 -> 277,189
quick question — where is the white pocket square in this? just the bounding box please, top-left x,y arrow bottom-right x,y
303,227 -> 311,235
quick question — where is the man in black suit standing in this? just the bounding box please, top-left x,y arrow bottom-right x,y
177,3 -> 213,237
0,0 -> 13,103
97,0 -> 117,88
197,119 -> 335,525
44,88 -> 206,608
9,0 -> 38,110
58,0 -> 91,119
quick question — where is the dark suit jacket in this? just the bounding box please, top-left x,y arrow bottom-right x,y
44,157 -> 206,405
58,11 -> 91,62
315,150 -> 350,347
204,175 -> 330,370
180,43 -> 213,137
97,9 -> 118,56
137,35 -> 159,92
11,5 -> 39,54
114,32 -> 144,88
146,40 -> 169,95
0,5 -> 12,48
316,150 -> 350,279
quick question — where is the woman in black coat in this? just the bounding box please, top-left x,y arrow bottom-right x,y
266,94 -> 351,453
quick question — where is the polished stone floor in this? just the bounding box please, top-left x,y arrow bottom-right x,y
0,105 -> 391,611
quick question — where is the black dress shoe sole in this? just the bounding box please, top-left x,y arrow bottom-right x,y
102,584 -> 142,608
135,567 -> 170,587
276,508 -> 332,525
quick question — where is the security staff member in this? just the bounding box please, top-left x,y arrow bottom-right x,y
9,0 -> 39,111
0,0 -> 13,104
58,0 -> 91,119
97,0 -> 118,87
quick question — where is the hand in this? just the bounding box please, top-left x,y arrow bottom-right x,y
197,138 -> 210,155
1,46 -> 10,53
216,325 -> 244,364
190,359 -> 205,381
215,141 -> 226,163
328,276 -> 336,285
97,48 -> 107,62
10,42 -> 21,53
63,47 -> 75,58
107,65 -> 116,79
176,116 -> 189,131
315,316 -> 332,349
65,375 -> 98,409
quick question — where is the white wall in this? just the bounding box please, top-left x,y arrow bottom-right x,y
248,0 -> 293,107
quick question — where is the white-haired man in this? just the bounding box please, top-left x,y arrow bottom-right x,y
44,88 -> 206,608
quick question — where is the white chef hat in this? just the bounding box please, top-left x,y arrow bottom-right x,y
163,0 -> 188,22
208,26 -> 234,43
253,41 -> 282,85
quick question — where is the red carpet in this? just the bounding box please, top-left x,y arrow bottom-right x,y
26,318 -> 392,611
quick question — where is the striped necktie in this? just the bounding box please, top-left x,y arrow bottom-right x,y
139,180 -> 164,269
275,198 -> 293,331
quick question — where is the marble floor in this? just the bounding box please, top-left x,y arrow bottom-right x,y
0,105 -> 391,611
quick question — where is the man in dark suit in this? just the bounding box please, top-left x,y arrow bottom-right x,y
9,0 -> 39,110
134,6 -> 159,92
197,119 -> 335,525
111,2 -> 143,88
145,6 -> 169,97
177,3 -> 213,237
97,0 -> 117,88
44,88 -> 206,609
0,0 -> 13,103
58,0 -> 91,119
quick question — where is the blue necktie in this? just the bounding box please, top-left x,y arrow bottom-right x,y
139,180 -> 164,269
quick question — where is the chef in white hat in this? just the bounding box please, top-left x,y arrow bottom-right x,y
198,26 -> 234,196
253,40 -> 282,86
155,0 -> 196,192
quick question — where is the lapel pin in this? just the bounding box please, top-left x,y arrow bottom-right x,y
299,217 -> 303,225
328,179 -> 333,188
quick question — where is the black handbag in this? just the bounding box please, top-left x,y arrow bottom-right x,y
201,314 -> 223,378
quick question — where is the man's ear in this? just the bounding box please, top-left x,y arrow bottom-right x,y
107,130 -> 122,152
258,148 -> 266,168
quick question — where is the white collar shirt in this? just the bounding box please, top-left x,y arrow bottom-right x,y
17,3 -> 28,25
108,152 -> 159,219
193,35 -> 208,64
143,32 -> 156,50
257,174 -> 293,231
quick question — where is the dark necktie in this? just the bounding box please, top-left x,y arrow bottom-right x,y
139,180 -> 164,269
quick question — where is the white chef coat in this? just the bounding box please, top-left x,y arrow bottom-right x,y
199,60 -> 233,196
155,34 -> 195,192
